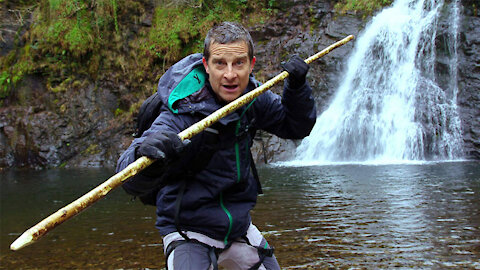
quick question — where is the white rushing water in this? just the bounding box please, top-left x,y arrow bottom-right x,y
294,0 -> 464,164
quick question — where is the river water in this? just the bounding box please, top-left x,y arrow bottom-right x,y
1,162 -> 479,269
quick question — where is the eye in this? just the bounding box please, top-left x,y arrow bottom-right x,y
236,60 -> 245,66
214,60 -> 226,66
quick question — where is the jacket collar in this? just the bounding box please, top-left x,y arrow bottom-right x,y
175,79 -> 258,126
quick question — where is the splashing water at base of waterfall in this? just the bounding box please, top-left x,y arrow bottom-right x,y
293,0 -> 464,164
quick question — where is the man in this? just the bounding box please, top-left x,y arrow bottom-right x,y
117,22 -> 316,270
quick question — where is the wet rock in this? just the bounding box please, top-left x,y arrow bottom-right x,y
0,0 -> 478,169
457,12 -> 480,158
252,131 -> 300,164
325,14 -> 363,39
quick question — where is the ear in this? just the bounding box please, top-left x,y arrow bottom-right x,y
249,56 -> 256,73
202,57 -> 210,74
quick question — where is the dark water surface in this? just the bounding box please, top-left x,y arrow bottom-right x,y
1,162 -> 479,269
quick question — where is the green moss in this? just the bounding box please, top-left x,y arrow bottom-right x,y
335,0 -> 393,16
32,0 -> 120,59
83,144 -> 101,155
0,45 -> 35,99
146,0 -> 268,62
114,108 -> 124,117
59,103 -> 67,113
2,0 -> 278,105
0,71 -> 11,98
111,0 -> 119,33
40,1 -> 99,58
147,7 -> 198,61
128,100 -> 142,115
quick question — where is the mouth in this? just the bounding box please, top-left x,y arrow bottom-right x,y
222,84 -> 239,92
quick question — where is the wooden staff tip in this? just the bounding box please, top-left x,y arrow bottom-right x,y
10,231 -> 33,251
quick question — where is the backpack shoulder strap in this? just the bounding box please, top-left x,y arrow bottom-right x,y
133,92 -> 163,138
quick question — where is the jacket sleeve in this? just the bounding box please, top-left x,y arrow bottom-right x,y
254,80 -> 317,139
116,107 -> 196,196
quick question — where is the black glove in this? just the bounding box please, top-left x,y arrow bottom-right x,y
282,55 -> 309,89
135,131 -> 189,177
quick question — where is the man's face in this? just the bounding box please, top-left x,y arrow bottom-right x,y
203,41 -> 256,103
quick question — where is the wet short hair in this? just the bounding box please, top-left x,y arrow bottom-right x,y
203,22 -> 254,61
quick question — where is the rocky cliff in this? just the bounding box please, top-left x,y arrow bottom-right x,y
458,0 -> 480,159
0,0 -> 478,169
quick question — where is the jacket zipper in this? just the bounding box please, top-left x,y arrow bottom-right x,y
221,99 -> 257,244
219,192 -> 233,245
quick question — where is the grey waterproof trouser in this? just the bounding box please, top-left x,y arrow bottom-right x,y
164,224 -> 280,270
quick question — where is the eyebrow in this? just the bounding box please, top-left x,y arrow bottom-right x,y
210,54 -> 249,61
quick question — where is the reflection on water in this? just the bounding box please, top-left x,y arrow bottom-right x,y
1,162 -> 479,269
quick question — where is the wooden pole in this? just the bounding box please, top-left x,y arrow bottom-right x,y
10,35 -> 354,251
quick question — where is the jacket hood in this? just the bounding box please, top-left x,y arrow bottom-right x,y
156,53 -> 205,112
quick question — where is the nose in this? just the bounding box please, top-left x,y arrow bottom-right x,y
224,64 -> 237,81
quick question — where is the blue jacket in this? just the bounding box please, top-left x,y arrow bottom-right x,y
116,53 -> 316,243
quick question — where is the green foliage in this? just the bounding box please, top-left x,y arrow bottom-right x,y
83,144 -> 101,155
335,0 -> 393,16
0,0 -> 122,98
32,0 -> 117,58
0,71 -> 11,99
2,0 -> 277,102
148,7 -> 199,61
114,107 -> 124,117
111,0 -> 119,33
146,0 -> 259,62
0,45 -> 35,99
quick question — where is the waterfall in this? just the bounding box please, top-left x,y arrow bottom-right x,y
294,0 -> 464,164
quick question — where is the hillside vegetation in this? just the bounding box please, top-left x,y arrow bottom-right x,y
1,0 -> 390,109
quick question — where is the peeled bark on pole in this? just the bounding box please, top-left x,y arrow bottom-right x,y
10,35 -> 354,251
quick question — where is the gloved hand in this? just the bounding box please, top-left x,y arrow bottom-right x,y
135,131 -> 189,177
282,55 -> 309,89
